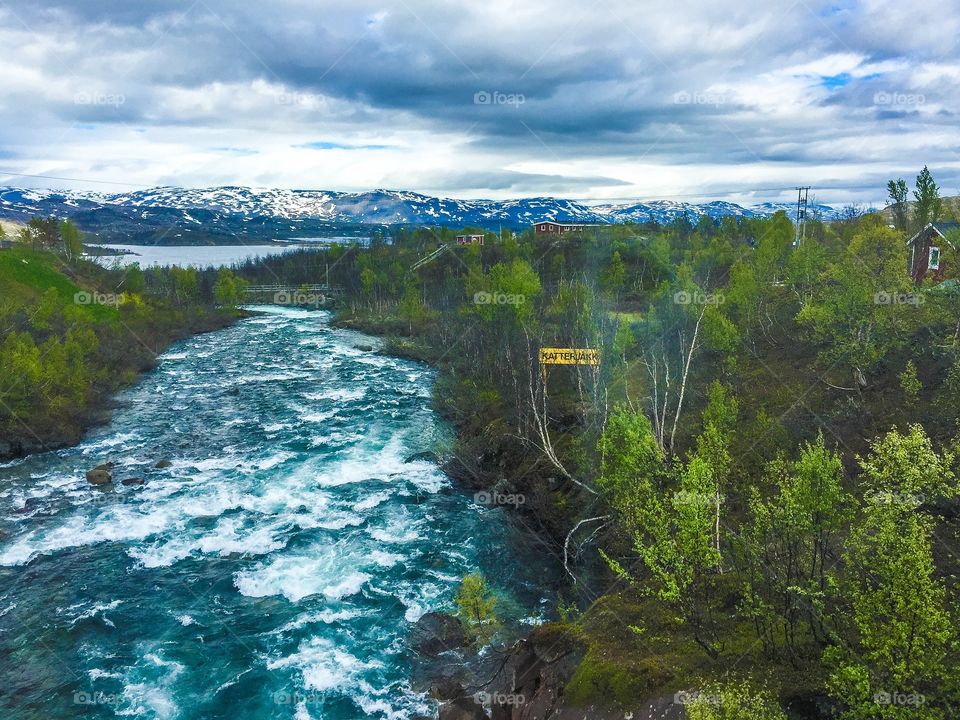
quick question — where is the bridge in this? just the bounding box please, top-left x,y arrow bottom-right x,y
244,284 -> 338,306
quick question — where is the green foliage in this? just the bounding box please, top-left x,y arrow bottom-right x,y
743,435 -> 852,657
600,250 -> 627,296
858,425 -> 955,504
796,214 -> 913,381
898,361 -> 921,405
0,247 -> 230,453
27,216 -> 59,249
887,179 -> 909,234
455,573 -> 498,643
685,677 -> 787,720
596,405 -> 665,534
913,166 -> 943,231
60,219 -> 83,261
826,508 -> 954,718
213,267 -> 248,308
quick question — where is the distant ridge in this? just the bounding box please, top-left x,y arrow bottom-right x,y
0,186 -> 845,245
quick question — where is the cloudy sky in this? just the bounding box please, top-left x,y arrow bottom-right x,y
0,0 -> 958,206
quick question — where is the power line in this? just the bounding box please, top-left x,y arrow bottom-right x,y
0,170 -> 156,189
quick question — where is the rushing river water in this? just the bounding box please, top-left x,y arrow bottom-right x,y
0,307 -> 558,719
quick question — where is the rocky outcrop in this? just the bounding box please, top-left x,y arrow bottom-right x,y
482,626 -> 585,720
409,612 -> 468,657
85,462 -> 113,486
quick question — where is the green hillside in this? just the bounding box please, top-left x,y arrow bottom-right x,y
0,246 -> 239,457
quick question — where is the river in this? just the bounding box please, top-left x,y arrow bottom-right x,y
0,306 -> 558,719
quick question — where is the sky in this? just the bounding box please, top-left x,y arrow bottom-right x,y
0,0 -> 958,207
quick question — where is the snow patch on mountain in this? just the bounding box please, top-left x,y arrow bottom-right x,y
0,186 -> 844,242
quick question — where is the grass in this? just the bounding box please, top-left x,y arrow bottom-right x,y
0,247 -> 119,322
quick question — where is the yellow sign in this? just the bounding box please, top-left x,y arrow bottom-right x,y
538,347 -> 600,366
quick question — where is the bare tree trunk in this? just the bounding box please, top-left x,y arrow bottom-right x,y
668,305 -> 706,453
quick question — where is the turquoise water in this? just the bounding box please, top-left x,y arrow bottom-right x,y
0,307 -> 557,719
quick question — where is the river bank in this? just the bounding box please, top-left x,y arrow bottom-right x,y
330,310 -> 607,720
0,310 -> 241,461
0,246 -> 247,463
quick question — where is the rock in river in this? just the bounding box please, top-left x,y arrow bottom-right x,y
85,463 -> 113,486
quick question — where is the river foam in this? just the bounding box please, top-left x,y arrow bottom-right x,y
0,306 -> 556,720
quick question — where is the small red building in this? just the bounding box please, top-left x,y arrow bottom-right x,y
533,220 -> 599,236
456,234 -> 484,246
907,221 -> 959,283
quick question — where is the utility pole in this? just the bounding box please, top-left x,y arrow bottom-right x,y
794,186 -> 811,246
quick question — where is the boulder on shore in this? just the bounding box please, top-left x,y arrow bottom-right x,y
409,612 -> 468,657
85,463 -> 113,486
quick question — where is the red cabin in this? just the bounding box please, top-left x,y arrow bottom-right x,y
907,222 -> 958,283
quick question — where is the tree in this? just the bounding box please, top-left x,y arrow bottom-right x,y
213,268 -> 247,308
602,395 -> 738,659
597,405 -> 665,534
796,214 -> 913,386
600,250 -> 626,297
169,265 -> 199,306
887,179 -> 909,234
825,425 -> 957,718
898,361 -> 921,406
60,219 -> 83,262
741,436 -> 851,659
858,425 -> 955,505
397,279 -> 429,333
913,166 -> 943,231
455,573 -> 498,643
694,382 -> 738,558
637,265 -> 732,452
825,509 -> 953,719
27,216 -> 59,249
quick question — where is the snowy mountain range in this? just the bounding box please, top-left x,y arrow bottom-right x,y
0,186 -> 843,244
